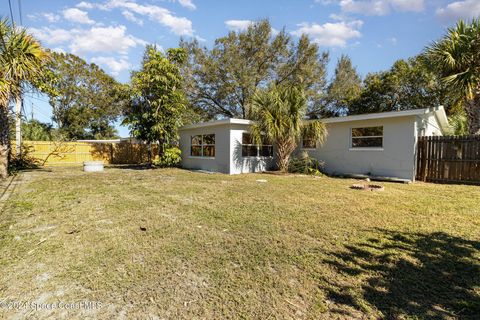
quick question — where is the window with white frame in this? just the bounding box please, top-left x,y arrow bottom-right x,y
191,134 -> 215,157
351,126 -> 383,148
242,133 -> 273,157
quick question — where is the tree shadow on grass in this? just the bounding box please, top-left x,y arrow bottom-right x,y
322,229 -> 480,319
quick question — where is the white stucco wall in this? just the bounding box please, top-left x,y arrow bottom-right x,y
179,109 -> 447,177
179,124 -> 231,173
300,116 -> 418,180
415,112 -> 444,137
229,124 -> 275,174
179,123 -> 273,174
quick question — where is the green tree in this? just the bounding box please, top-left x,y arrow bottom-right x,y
181,19 -> 328,119
45,52 -> 125,140
124,45 -> 187,162
22,119 -> 53,141
250,85 -> 327,172
324,55 -> 362,116
425,19 -> 480,134
0,18 -> 48,178
349,56 -> 451,115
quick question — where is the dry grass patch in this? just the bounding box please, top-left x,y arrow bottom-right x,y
0,167 -> 479,319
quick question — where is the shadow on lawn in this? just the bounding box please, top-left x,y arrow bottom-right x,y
322,229 -> 480,319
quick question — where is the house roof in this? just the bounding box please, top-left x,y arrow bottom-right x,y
319,106 -> 450,133
179,106 -> 450,133
179,118 -> 252,130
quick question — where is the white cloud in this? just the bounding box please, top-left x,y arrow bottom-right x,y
339,0 -> 424,16
29,25 -> 146,55
43,12 -> 61,23
436,0 -> 480,22
29,27 -> 73,44
76,1 -> 95,9
225,20 -> 253,32
27,12 -> 61,23
63,8 -> 95,24
388,37 -> 397,45
70,25 -> 146,54
178,0 -> 196,10
122,10 -> 143,25
91,56 -> 131,75
76,0 -> 194,36
292,20 -> 363,47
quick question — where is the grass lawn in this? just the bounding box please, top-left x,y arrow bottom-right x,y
1,167 -> 479,319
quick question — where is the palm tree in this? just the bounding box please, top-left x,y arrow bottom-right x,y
250,85 -> 327,172
0,18 -> 48,178
425,19 -> 480,134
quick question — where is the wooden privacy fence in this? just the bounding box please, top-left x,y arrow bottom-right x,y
416,135 -> 480,185
14,140 -> 159,166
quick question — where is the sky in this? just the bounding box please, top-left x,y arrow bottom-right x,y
2,0 -> 479,137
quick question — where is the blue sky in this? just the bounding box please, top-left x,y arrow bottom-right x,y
2,0 -> 479,137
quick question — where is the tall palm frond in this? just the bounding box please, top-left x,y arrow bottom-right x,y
425,19 -> 480,134
425,19 -> 480,100
0,18 -> 49,178
250,85 -> 327,172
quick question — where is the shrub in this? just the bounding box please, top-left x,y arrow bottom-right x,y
288,152 -> 325,176
8,144 -> 40,174
153,147 -> 182,167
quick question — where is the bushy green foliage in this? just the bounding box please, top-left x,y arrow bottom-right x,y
349,56 -> 451,115
153,147 -> 182,167
22,119 -> 53,141
448,113 -> 469,136
124,45 -> 187,160
288,152 -> 325,175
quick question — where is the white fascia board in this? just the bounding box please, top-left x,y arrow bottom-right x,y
318,108 -> 435,124
179,118 -> 253,130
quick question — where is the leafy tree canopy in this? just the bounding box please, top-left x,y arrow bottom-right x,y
323,54 -> 362,117
45,52 -> 126,140
349,56 -> 454,116
181,19 -> 329,119
124,45 -> 187,158
22,119 -> 53,141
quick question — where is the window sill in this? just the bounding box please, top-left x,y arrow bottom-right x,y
349,148 -> 384,151
188,156 -> 215,159
301,148 -> 317,150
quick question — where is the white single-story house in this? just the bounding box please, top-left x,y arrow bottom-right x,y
178,106 -> 450,181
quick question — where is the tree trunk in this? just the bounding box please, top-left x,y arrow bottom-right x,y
276,139 -> 296,173
158,139 -> 165,158
15,94 -> 22,157
0,104 -> 10,179
465,93 -> 480,135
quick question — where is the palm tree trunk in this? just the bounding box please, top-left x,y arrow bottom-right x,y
0,104 -> 10,179
465,93 -> 480,135
276,139 -> 296,173
15,94 -> 22,157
